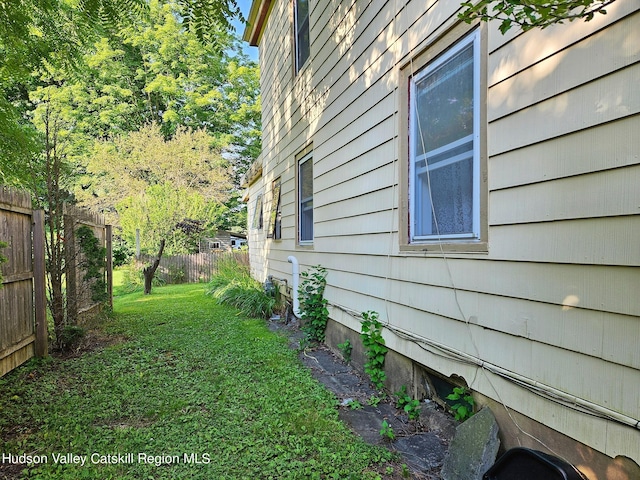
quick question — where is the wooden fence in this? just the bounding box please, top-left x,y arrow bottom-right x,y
139,251 -> 249,284
64,204 -> 113,324
1,187 -> 112,377
0,187 -> 47,377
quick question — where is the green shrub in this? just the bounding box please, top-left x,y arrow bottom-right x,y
207,254 -> 278,319
112,243 -> 133,267
76,226 -> 108,303
120,261 -> 165,293
395,385 -> 421,420
299,265 -> 329,342
168,264 -> 186,284
58,324 -> 85,349
447,386 -> 475,421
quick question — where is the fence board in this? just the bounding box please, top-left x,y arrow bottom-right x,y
33,210 -> 47,357
0,187 -> 45,376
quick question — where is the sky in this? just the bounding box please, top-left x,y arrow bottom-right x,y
233,0 -> 259,61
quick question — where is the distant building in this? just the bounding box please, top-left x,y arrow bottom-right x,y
200,230 -> 247,253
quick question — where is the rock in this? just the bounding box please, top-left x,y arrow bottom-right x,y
421,400 -> 458,443
394,432 -> 448,471
441,407 -> 500,480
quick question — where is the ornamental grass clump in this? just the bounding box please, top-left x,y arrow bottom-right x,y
207,253 -> 278,319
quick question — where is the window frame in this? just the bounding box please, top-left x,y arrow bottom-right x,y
296,148 -> 314,245
293,0 -> 310,74
267,178 -> 282,240
251,193 -> 263,230
399,23 -> 487,253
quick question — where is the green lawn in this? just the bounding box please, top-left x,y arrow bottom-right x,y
0,284 -> 396,479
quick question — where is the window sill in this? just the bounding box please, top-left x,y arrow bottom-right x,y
399,241 -> 488,254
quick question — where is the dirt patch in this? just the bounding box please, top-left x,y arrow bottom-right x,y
51,328 -> 128,360
0,461 -> 26,480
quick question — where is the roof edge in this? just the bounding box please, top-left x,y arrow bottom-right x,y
242,0 -> 273,46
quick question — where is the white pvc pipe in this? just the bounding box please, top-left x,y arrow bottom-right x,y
287,256 -> 301,317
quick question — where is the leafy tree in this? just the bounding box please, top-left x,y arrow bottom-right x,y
67,1 -> 234,139
28,89 -> 77,349
37,0 -> 260,186
459,0 -> 616,33
143,239 -> 166,294
0,0 -> 146,179
220,61 -> 262,187
77,124 -> 232,255
0,0 -> 252,344
0,0 -> 249,185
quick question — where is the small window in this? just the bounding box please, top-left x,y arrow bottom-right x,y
251,194 -> 263,230
294,0 -> 310,73
268,179 -> 282,239
298,152 -> 313,243
408,29 -> 482,243
209,241 -> 221,250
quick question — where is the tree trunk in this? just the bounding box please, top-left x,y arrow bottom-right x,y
143,239 -> 165,295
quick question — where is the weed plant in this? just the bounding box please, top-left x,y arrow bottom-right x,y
447,386 -> 475,421
380,419 -> 395,441
337,339 -> 352,363
395,386 -> 421,420
207,254 -> 278,318
0,284 -> 394,479
299,265 -> 329,342
360,311 -> 388,390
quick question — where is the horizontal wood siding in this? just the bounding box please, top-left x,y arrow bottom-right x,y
255,0 -> 640,462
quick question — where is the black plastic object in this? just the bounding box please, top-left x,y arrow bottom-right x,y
483,447 -> 587,480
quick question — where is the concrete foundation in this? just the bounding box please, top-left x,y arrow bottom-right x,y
323,317 -> 640,480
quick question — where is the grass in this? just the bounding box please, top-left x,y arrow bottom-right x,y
0,284 -> 395,479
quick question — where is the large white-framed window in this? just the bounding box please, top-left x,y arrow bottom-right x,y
298,151 -> 313,244
294,0 -> 310,74
408,29 -> 482,244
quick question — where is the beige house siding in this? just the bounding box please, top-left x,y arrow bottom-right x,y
245,0 -> 640,469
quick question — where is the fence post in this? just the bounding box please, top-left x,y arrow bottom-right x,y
33,210 -> 47,357
106,225 -> 113,308
64,213 -> 78,325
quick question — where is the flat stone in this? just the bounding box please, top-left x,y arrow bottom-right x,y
394,432 -> 448,471
300,348 -> 352,375
338,404 -> 398,445
441,407 -> 500,480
